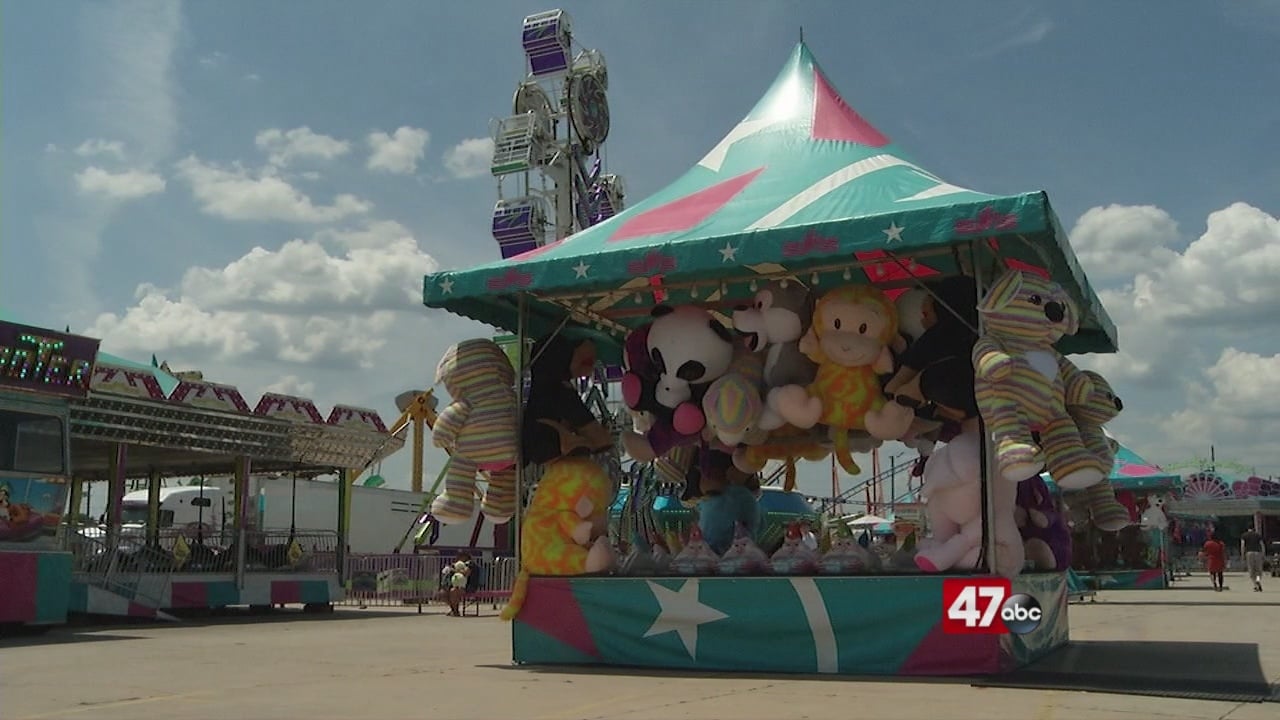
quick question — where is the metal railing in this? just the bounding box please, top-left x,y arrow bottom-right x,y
340,553 -> 518,609
71,527 -> 340,575
68,533 -> 172,608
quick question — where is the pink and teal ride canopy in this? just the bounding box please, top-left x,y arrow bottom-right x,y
424,42 -> 1117,357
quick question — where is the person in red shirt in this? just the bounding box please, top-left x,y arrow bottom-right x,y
1201,532 -> 1227,591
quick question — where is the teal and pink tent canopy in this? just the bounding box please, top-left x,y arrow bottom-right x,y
423,42 -> 1117,357
1044,443 -> 1181,492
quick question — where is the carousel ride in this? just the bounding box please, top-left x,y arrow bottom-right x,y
417,11 -> 1127,678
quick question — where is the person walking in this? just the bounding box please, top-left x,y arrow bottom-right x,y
1241,526 -> 1264,592
1201,532 -> 1227,591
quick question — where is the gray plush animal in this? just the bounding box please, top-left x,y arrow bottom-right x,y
732,281 -> 819,389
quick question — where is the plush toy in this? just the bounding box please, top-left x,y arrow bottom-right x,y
697,482 -> 763,554
701,350 -> 768,448
731,280 -> 819,393
1062,370 -> 1131,531
768,285 -> 916,474
620,305 -> 736,461
818,527 -> 879,574
670,524 -> 720,575
500,456 -> 616,620
893,288 -> 929,350
913,418 -> 1025,578
1140,493 -> 1170,530
770,521 -> 821,575
431,339 -> 519,524
716,523 -> 771,575
1015,474 -> 1072,571
521,334 -> 613,467
972,269 -> 1108,489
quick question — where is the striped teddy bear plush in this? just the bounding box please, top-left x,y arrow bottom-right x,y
972,269 -> 1108,490
1061,369 -> 1132,531
431,338 -> 519,525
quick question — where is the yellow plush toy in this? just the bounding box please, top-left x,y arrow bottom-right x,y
973,269 -> 1107,489
766,285 -> 915,474
500,456 -> 616,621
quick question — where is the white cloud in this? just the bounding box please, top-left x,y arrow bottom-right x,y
245,73 -> 261,82
74,166 -> 166,200
366,126 -> 430,174
255,126 -> 350,167
1069,204 -> 1180,282
41,1 -> 182,323
175,155 -> 372,223
1071,201 -> 1280,475
87,219 -> 441,371
198,51 -> 227,68
264,375 -> 317,398
74,138 -> 127,159
443,137 -> 495,179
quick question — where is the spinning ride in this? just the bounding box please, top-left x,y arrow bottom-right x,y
424,34 -> 1118,676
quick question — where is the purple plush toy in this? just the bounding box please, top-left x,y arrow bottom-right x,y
1015,475 -> 1072,571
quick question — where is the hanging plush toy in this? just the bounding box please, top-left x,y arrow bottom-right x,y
701,350 -> 768,449
1015,474 -> 1072,571
431,339 -> 519,524
521,334 -> 613,467
913,416 -> 1025,578
620,305 -> 736,461
767,285 -> 916,474
972,269 -> 1107,489
731,280 -> 819,397
1062,370 -> 1131,531
500,456 -> 616,620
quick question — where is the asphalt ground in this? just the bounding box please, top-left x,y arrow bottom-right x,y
2,572 -> 1277,720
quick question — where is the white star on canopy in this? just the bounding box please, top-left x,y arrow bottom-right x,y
643,579 -> 728,660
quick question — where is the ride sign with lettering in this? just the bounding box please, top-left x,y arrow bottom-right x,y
0,321 -> 100,399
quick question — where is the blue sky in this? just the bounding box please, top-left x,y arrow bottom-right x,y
4,0 -> 1280,503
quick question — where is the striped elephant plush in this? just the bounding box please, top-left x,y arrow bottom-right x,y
972,269 -> 1108,491
431,338 -> 519,524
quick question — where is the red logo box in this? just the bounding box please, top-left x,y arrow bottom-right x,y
941,577 -> 1012,635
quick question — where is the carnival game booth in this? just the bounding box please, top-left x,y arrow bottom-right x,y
63,352 -> 403,618
0,320 -> 100,631
1044,443 -> 1182,590
422,39 -> 1119,676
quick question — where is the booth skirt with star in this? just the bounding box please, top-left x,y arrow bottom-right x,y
511,573 -> 1068,675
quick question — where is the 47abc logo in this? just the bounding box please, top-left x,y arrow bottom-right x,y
942,578 -> 1043,635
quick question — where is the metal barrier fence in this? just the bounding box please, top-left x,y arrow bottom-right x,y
68,527 -> 340,575
341,553 -> 518,609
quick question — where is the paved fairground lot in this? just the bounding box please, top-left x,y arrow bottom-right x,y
3,573 -> 1278,720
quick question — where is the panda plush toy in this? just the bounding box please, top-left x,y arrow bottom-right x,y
620,304 -> 736,463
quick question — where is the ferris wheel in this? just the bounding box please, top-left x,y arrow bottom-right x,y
489,9 -> 627,258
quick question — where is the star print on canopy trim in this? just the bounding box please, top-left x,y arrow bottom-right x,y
610,168 -> 766,242
513,578 -> 599,659
812,69 -> 889,147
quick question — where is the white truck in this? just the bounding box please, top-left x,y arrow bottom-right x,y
116,477 -> 495,554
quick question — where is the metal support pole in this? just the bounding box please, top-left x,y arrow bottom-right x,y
234,456 -> 250,590
67,476 -> 83,541
971,241 -> 999,576
105,443 -> 127,548
337,467 -> 353,583
146,466 -> 162,547
511,292 -> 528,660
